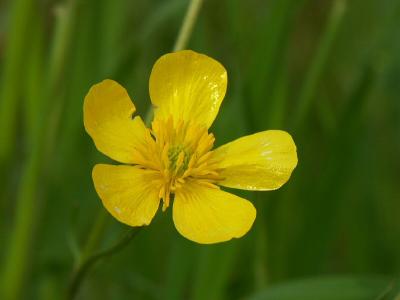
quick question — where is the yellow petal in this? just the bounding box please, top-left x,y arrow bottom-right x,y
149,50 -> 227,128
173,181 -> 256,244
84,79 -> 151,164
212,130 -> 298,190
92,164 -> 162,226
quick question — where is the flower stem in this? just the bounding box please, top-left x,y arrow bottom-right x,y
67,227 -> 142,300
79,210 -> 109,263
173,0 -> 204,51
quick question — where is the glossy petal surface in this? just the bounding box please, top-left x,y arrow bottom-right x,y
149,50 -> 227,128
212,130 -> 297,190
92,164 -> 162,226
173,181 -> 256,244
84,79 -> 150,164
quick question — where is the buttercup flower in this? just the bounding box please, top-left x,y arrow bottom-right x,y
84,50 -> 297,244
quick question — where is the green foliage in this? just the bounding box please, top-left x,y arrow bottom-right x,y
246,276 -> 393,300
0,0 -> 399,299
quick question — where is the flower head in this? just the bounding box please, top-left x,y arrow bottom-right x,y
84,50 -> 297,244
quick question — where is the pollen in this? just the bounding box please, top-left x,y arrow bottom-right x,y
138,117 -> 222,211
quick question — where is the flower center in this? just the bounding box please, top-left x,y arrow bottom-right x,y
167,145 -> 190,176
147,116 -> 222,210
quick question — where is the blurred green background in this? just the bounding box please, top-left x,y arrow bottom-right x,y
1,0 -> 399,299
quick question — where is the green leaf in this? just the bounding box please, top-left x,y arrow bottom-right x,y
246,276 -> 391,300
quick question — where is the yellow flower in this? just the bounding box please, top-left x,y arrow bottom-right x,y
84,50 -> 297,244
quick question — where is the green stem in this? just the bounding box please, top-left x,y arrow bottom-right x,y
293,0 -> 346,128
0,2 -> 77,300
173,0 -> 204,51
0,152 -> 41,300
67,227 -> 142,300
0,0 -> 34,163
79,210 -> 109,262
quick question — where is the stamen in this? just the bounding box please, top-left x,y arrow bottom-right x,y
138,117 -> 223,211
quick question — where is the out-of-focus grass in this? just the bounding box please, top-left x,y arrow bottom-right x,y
0,0 -> 399,299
